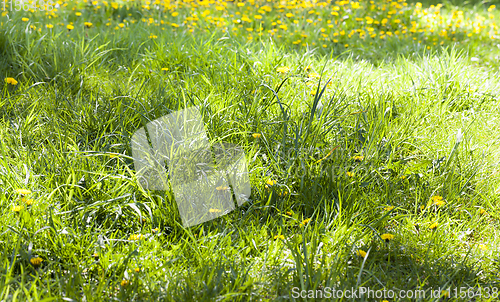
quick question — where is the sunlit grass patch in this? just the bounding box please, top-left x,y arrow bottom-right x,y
0,0 -> 499,301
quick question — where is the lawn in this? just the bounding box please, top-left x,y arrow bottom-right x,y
1,0 -> 500,301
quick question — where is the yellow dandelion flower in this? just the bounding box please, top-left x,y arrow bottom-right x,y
346,171 -> 354,177
15,188 -> 31,195
274,235 -> 285,240
286,211 -> 293,216
84,22 -> 93,28
128,234 -> 144,241
352,155 -> 364,162
118,23 -> 125,28
171,23 -> 179,28
429,222 -> 439,230
75,12 -> 82,16
431,195 -> 445,206
209,208 -> 222,213
308,72 -> 320,79
149,34 -> 158,39
67,24 -> 74,30
30,257 -> 43,268
381,233 -> 394,242
300,218 -> 311,227
46,24 -> 54,29
22,17 -> 29,22
22,198 -> 34,206
384,206 -> 394,211
120,279 -> 130,286
4,77 -> 18,85
252,133 -> 261,139
276,66 -> 290,73
478,244 -> 488,251
480,208 -> 487,215
357,249 -> 367,258
12,205 -> 24,212
134,267 -> 141,272
152,227 -> 159,234
266,179 -> 277,188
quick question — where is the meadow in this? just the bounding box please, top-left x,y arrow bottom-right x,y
1,0 -> 500,301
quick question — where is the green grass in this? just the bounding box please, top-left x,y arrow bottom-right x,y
1,1 -> 500,301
